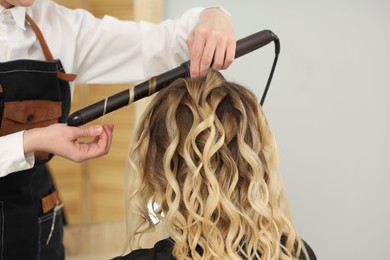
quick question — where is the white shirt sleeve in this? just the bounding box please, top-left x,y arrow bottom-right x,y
74,8 -> 203,84
28,2 -> 204,85
0,131 -> 34,177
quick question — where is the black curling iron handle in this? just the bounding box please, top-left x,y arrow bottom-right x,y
235,29 -> 279,57
67,30 -> 278,127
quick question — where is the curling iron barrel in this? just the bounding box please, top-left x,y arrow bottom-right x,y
67,30 -> 279,127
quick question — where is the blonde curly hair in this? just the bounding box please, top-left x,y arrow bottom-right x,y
125,69 -> 308,259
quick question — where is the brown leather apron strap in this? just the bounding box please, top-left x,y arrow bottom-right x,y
25,14 -> 77,82
56,70 -> 76,81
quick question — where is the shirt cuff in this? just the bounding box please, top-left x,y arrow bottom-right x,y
0,131 -> 35,178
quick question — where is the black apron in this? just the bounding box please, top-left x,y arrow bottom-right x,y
0,14 -> 76,260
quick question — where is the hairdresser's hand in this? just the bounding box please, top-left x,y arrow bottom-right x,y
24,123 -> 114,163
187,7 -> 236,78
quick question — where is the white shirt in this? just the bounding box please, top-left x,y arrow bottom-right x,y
0,0 -> 204,177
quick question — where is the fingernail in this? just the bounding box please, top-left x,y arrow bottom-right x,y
93,125 -> 103,133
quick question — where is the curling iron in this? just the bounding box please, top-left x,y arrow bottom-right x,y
67,30 -> 280,127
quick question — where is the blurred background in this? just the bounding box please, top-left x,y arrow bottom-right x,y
49,0 -> 390,259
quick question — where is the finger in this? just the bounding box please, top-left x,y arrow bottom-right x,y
73,125 -> 103,139
102,124 -> 114,154
210,39 -> 227,71
93,128 -> 109,150
78,132 -> 109,158
199,34 -> 217,75
82,124 -> 111,147
92,124 -> 114,154
187,31 -> 207,78
221,40 -> 236,70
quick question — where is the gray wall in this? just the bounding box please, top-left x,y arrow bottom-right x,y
165,1 -> 390,259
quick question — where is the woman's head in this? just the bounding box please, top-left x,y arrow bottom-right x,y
127,69 -> 305,259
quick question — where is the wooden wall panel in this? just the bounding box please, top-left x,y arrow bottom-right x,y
49,0 -> 137,225
48,1 -> 165,258
48,79 -> 86,225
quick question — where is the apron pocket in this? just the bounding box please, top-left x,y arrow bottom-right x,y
37,208 -> 64,260
0,100 -> 62,160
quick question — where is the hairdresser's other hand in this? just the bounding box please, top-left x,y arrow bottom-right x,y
187,7 -> 236,78
23,123 -> 114,162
